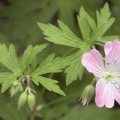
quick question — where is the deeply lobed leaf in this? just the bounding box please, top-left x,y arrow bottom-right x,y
38,21 -> 86,48
32,53 -> 64,76
0,44 -> 21,75
32,75 -> 66,96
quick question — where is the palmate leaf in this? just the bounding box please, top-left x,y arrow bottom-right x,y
0,72 -> 18,93
64,47 -> 90,85
58,0 -> 100,32
32,53 -> 64,76
38,3 -> 115,85
32,75 -> 66,96
0,44 -> 21,75
0,72 -> 14,84
90,3 -> 115,42
77,3 -> 115,43
90,18 -> 115,42
95,36 -> 120,44
31,53 -> 66,96
38,21 -> 86,49
77,7 -> 91,41
20,43 -> 48,71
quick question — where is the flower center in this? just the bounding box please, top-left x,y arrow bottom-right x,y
103,72 -> 112,80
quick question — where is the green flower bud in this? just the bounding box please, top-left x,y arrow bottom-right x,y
10,86 -> 19,97
19,86 -> 23,92
12,80 -> 19,87
28,93 -> 35,110
18,92 -> 27,109
81,85 -> 94,105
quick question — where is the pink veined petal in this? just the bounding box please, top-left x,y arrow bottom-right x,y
81,49 -> 104,78
105,40 -> 120,76
104,41 -> 112,56
95,78 -> 106,107
82,99 -> 87,106
104,82 -> 114,108
111,78 -> 120,105
95,78 -> 114,108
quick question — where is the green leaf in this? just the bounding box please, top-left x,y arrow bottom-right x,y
0,72 -> 13,84
77,7 -> 90,41
31,56 -> 37,71
90,18 -> 115,42
96,3 -> 111,27
89,3 -> 115,42
32,75 -> 66,96
85,11 -> 96,31
60,105 -> 120,120
32,53 -> 64,76
20,43 -> 48,71
0,94 -> 27,120
0,44 -> 21,75
95,36 -> 120,44
38,21 -> 86,48
64,47 -> 90,85
1,73 -> 18,93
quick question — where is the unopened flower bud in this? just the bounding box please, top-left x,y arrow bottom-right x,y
18,92 -> 27,109
28,93 -> 35,110
10,86 -> 19,97
80,85 -> 94,105
19,86 -> 23,92
12,80 -> 19,87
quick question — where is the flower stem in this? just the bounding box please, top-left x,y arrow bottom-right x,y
93,42 -> 104,47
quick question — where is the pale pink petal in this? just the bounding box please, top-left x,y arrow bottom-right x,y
82,49 -> 104,78
95,78 -> 106,107
111,78 -> 120,104
82,99 -> 87,106
104,41 -> 112,56
105,40 -> 120,76
95,79 -> 114,108
104,83 -> 114,108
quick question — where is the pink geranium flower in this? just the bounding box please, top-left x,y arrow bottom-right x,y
81,40 -> 120,108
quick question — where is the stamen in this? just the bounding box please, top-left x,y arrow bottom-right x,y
106,62 -> 110,65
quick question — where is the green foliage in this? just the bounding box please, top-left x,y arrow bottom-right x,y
32,75 -> 66,96
0,43 -> 65,97
0,0 -> 100,48
38,3 -> 118,85
20,43 -> 49,72
0,44 -> 21,74
0,94 -> 27,120
32,53 -> 64,75
64,48 -> 90,85
38,21 -> 86,48
60,105 -> 120,120
0,0 -> 58,47
0,1 -> 120,120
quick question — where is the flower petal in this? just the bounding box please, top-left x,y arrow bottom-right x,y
104,41 -> 112,56
81,99 -> 87,106
105,40 -> 120,76
95,78 -> 114,108
81,49 -> 104,78
95,78 -> 105,107
104,83 -> 114,108
111,78 -> 120,104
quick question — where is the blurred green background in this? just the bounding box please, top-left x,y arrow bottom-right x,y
0,0 -> 120,120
